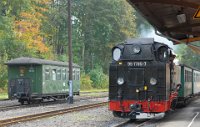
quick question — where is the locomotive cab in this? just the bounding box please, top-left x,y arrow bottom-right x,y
109,38 -> 177,119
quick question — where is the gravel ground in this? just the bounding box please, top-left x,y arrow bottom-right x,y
0,97 -> 108,120
0,99 -> 18,107
9,106 -> 128,127
0,93 -> 125,127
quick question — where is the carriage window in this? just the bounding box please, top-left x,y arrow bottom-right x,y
57,69 -> 61,80
189,71 -> 192,82
198,74 -> 200,82
52,69 -> 56,80
62,69 -> 66,80
67,68 -> 69,80
76,71 -> 80,80
45,69 -> 50,80
184,70 -> 187,82
185,70 -> 192,82
73,70 -> 76,80
197,73 -> 199,82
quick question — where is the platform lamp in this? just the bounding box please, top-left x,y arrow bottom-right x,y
176,13 -> 186,24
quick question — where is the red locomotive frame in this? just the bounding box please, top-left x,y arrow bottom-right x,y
109,91 -> 178,113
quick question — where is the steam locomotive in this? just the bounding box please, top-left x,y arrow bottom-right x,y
109,38 -> 182,119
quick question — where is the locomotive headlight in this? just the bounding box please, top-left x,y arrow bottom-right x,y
150,78 -> 157,85
117,77 -> 124,85
133,45 -> 141,54
113,48 -> 121,61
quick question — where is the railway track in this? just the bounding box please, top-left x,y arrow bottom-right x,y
112,119 -> 158,127
0,95 -> 108,111
0,104 -> 22,111
111,117 -> 161,127
0,101 -> 107,126
111,120 -> 132,127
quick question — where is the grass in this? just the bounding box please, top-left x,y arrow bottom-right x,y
0,92 -> 8,99
80,88 -> 108,93
80,88 -> 108,97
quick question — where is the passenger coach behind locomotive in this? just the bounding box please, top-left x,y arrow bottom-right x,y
109,38 -> 179,119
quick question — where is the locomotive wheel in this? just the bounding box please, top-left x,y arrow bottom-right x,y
183,99 -> 189,107
20,100 -> 24,105
129,118 -> 136,122
113,111 -> 122,117
27,100 -> 31,104
171,98 -> 178,110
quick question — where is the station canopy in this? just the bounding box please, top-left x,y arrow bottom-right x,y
128,0 -> 200,53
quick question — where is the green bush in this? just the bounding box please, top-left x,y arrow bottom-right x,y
0,54 -> 8,90
89,67 -> 109,89
0,65 -> 8,89
80,74 -> 93,90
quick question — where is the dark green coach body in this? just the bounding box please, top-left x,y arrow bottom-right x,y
6,57 -> 80,101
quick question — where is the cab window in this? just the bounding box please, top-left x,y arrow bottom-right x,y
158,47 -> 169,62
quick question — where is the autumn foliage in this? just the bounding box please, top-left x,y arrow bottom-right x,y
15,0 -> 50,53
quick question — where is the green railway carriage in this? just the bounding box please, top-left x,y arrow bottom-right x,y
178,65 -> 193,102
193,69 -> 200,95
6,57 -> 80,104
174,64 -> 200,104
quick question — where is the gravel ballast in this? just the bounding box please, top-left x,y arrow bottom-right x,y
0,94 -> 129,127
9,106 -> 127,127
0,97 -> 107,120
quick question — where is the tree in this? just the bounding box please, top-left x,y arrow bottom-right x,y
14,0 -> 52,58
73,0 -> 137,72
46,0 -> 137,73
175,44 -> 200,69
0,0 -> 53,89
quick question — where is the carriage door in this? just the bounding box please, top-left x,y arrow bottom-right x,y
9,79 -> 17,98
16,78 -> 31,97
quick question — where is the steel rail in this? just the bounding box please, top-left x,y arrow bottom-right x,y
0,101 -> 108,126
111,120 -> 131,127
111,119 -> 152,127
0,104 -> 22,111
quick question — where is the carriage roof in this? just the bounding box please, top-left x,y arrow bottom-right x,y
6,57 -> 80,68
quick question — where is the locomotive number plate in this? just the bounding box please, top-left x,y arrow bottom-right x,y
127,62 -> 147,67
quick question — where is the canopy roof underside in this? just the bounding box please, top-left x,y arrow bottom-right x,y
128,0 -> 200,46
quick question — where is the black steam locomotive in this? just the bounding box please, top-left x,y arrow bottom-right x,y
109,38 -> 179,119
